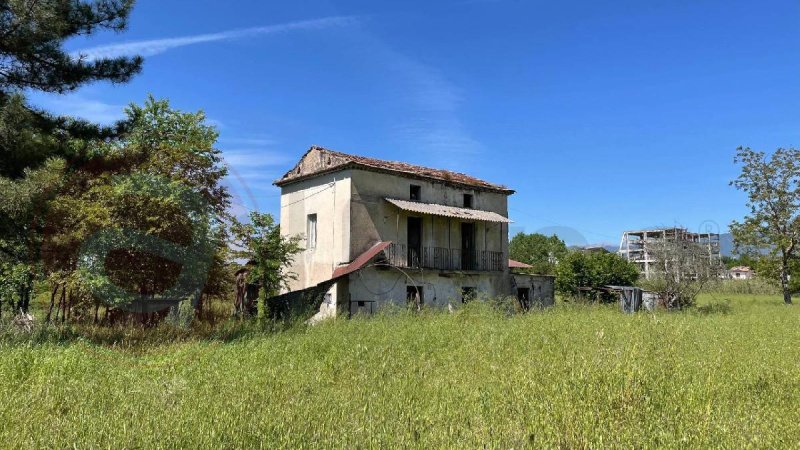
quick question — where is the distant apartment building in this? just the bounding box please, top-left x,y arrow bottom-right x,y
274,146 -> 553,317
618,227 -> 721,279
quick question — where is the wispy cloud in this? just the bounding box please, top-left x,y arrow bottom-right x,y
72,16 -> 359,60
29,94 -> 125,124
364,38 -> 483,169
220,140 -> 291,216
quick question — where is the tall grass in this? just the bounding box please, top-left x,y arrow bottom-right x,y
704,278 -> 782,295
1,294 -> 799,448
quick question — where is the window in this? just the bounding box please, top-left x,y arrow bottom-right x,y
462,287 -> 476,303
307,214 -> 317,249
463,194 -> 473,208
410,185 -> 421,201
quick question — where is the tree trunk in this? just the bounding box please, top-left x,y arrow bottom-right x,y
58,287 -> 66,323
781,253 -> 793,305
46,284 -> 58,323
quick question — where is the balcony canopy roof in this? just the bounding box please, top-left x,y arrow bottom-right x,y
385,198 -> 512,223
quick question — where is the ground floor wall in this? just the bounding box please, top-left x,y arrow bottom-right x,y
345,268 -> 513,315
512,274 -> 555,308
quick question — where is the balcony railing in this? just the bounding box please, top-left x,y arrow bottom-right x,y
384,243 -> 504,272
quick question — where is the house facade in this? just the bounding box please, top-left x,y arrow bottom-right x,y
275,146 -> 548,317
728,266 -> 753,280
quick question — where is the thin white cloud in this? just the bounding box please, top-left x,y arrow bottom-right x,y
29,94 -> 126,124
222,149 -> 293,169
72,16 -> 359,60
363,38 -> 483,168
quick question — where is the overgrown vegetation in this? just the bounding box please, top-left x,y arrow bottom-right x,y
730,146 -> 800,304
1,294 -> 799,448
555,250 -> 640,301
508,232 -> 567,275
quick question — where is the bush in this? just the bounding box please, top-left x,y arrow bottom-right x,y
555,250 -> 639,302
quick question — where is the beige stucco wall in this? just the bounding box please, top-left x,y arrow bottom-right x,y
279,170 -> 352,298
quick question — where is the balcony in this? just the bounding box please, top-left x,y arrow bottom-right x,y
384,243 -> 504,272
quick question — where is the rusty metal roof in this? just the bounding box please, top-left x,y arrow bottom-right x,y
274,146 -> 514,194
508,259 -> 533,269
331,241 -> 392,279
385,198 -> 512,223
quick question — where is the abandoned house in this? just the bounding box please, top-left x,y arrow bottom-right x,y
274,145 -> 554,317
618,227 -> 722,279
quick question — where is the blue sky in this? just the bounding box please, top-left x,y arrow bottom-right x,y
27,0 -> 800,246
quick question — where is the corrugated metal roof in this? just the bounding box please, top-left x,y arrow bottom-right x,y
332,241 -> 392,279
385,198 -> 512,223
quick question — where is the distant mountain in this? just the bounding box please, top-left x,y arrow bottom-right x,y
719,233 -> 734,257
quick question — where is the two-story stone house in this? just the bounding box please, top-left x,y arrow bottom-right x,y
274,146 -> 552,317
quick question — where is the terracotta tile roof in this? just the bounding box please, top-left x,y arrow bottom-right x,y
274,146 -> 514,194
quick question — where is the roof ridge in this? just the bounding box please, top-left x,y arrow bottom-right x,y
277,145 -> 513,193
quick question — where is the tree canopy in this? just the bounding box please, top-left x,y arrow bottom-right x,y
1,0 -> 142,94
555,250 -> 640,302
508,232 -> 567,275
730,146 -> 800,304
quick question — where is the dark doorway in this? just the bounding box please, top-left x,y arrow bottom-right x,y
461,222 -> 475,270
407,216 -> 422,267
462,287 -> 476,303
406,286 -> 423,309
517,288 -> 530,311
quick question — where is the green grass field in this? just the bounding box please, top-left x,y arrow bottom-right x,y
2,293 -> 800,448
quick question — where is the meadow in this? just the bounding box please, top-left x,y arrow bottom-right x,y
1,293 -> 800,448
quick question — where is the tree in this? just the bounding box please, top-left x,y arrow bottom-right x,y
230,212 -> 302,315
0,0 -> 144,315
41,98 -> 229,320
643,239 -> 723,309
1,0 -> 142,94
555,250 -> 639,302
0,0 -> 143,176
730,147 -> 800,304
509,232 -> 567,275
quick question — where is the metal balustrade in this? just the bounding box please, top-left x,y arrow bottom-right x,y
383,243 -> 504,272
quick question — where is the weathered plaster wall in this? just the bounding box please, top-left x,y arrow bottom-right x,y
513,274 -> 555,307
279,171 -> 352,300
349,169 -> 510,260
347,268 -> 510,314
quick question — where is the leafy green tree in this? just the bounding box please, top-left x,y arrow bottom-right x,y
555,250 -> 640,302
0,0 -> 144,313
42,98 -> 229,318
0,0 -> 143,177
1,0 -> 142,94
231,212 -> 303,310
730,147 -> 800,304
509,232 -> 567,275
